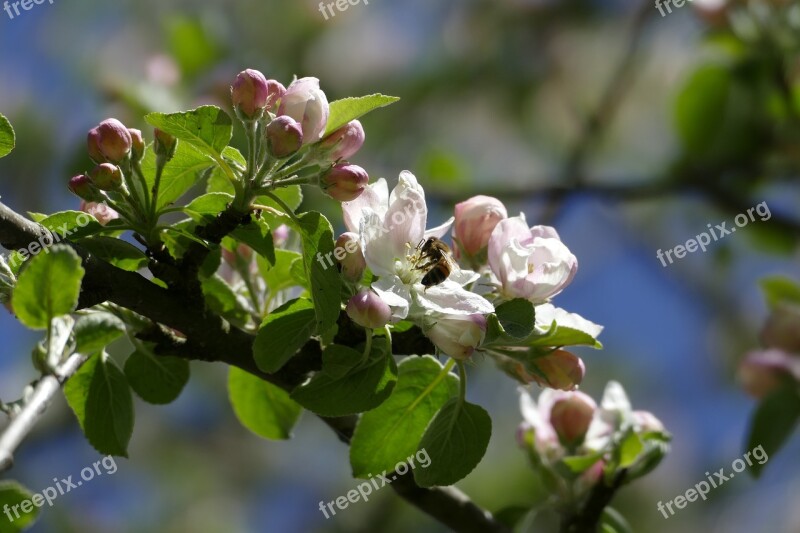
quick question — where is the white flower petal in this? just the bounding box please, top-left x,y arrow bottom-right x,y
424,216 -> 454,240
342,178 -> 388,233
372,275 -> 410,321
384,186 -> 427,253
360,210 -> 397,277
414,279 -> 494,315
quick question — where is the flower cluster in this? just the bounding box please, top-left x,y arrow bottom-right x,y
517,382 -> 669,505
339,176 -> 596,386
739,294 -> 800,399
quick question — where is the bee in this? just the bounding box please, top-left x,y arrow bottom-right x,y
413,237 -> 456,288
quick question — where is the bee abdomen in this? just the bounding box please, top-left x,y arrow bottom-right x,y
422,268 -> 448,287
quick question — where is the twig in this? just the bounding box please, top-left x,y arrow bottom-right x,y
0,353 -> 88,473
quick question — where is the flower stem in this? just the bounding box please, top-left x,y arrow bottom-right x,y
362,328 -> 373,363
456,360 -> 467,407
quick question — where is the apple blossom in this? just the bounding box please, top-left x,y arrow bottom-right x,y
89,163 -> 124,191
528,349 -> 585,391
68,175 -> 104,203
335,232 -> 366,282
549,392 -> 596,446
424,313 -> 487,360
278,77 -> 329,144
341,171 -> 493,323
266,116 -> 304,158
154,128 -> 178,160
346,291 -> 392,329
231,69 -> 270,120
453,195 -> 507,262
87,118 -> 132,164
128,128 -> 145,163
738,349 -> 800,399
80,201 -> 119,226
321,120 -> 365,161
320,163 -> 370,202
488,215 -> 577,303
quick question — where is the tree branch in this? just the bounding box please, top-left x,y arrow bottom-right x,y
0,200 -> 510,533
0,353 -> 88,473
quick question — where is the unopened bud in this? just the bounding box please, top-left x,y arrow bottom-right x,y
549,392 -> 596,446
154,128 -> 177,161
454,195 -> 508,260
320,163 -> 369,202
346,291 -> 392,329
335,232 -> 366,282
80,201 -> 119,226
321,120 -> 365,161
232,69 -> 270,120
266,116 -> 303,158
425,314 -> 487,360
87,118 -> 132,164
760,303 -> 800,353
738,349 -> 800,399
278,77 -> 329,143
68,174 -> 104,202
89,163 -> 124,191
530,350 -> 585,391
128,128 -> 145,163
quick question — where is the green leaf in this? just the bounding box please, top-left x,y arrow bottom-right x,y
78,236 -> 148,271
296,211 -> 341,335
496,299 -> 536,338
559,452 -> 604,475
414,398 -> 492,487
760,276 -> 800,309
73,312 -> 126,354
0,113 -> 15,159
232,218 -> 274,265
64,352 -> 134,456
321,344 -> 364,379
324,94 -> 400,136
184,192 -> 232,221
350,356 -> 459,478
257,249 -> 303,294
0,481 -> 38,531
483,303 -> 602,349
228,367 -> 302,440
746,383 -> 800,478
39,210 -> 104,240
201,274 -> 250,326
291,342 -> 398,417
600,507 -> 633,533
13,246 -> 84,329
618,431 -> 644,468
124,348 -> 190,405
253,298 -> 317,373
141,141 -> 216,210
145,105 -> 233,159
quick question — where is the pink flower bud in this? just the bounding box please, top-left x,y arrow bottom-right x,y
128,128 -> 145,162
321,120 -> 365,161
425,314 -> 487,360
760,303 -> 800,353
530,350 -> 585,391
738,349 -> 800,399
278,77 -> 329,143
231,69 -> 270,120
154,128 -> 177,160
335,232 -> 366,282
80,201 -> 119,226
346,291 -> 392,329
87,118 -> 132,164
68,175 -> 104,202
89,163 -> 124,191
549,392 -> 596,446
264,79 -> 287,111
320,163 -> 369,202
453,195 -> 507,260
266,116 -> 303,158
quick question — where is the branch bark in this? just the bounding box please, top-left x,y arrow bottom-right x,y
0,201 -> 510,533
0,353 -> 88,473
